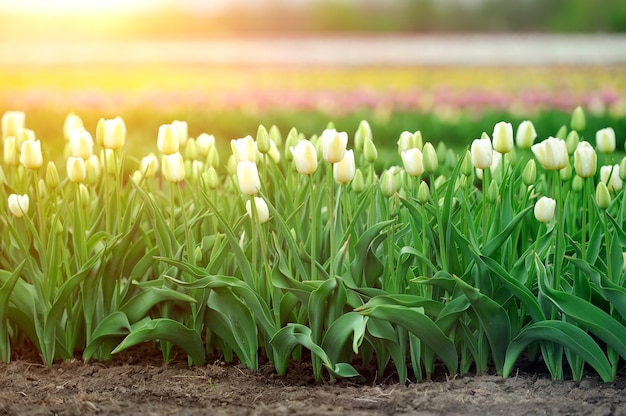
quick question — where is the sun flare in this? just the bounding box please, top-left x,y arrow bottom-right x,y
0,0 -> 158,15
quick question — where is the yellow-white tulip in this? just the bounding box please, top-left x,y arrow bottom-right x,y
333,149 -> 355,184
161,153 -> 186,183
492,121 -> 513,154
8,193 -> 29,218
1,111 -> 25,139
63,112 -> 84,141
66,157 -> 87,183
196,133 -> 215,157
531,137 -> 568,171
401,148 -> 424,177
246,197 -> 270,224
103,117 -> 126,150
290,140 -> 318,175
534,196 -> 556,223
515,120 -> 537,149
171,120 -> 188,147
600,164 -> 622,192
470,136 -> 493,170
3,136 -> 17,166
321,129 -> 348,163
157,124 -> 180,155
573,141 -> 597,178
19,139 -> 43,170
236,161 -> 260,195
596,127 -> 616,153
231,135 -> 257,163
140,153 -> 159,178
69,128 -> 94,160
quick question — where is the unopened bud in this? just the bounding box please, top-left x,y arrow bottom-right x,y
256,124 -> 270,154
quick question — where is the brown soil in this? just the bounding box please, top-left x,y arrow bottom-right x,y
1,345 -> 625,416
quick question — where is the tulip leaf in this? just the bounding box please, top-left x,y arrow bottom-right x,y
321,312 -> 367,363
83,311 -> 132,361
503,321 -> 613,382
482,206 -> 533,258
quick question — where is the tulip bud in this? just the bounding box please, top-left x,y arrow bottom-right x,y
161,153 -> 186,183
85,155 -> 101,184
417,181 -> 430,204
246,197 -> 269,224
531,137 -> 568,171
268,139 -> 281,163
351,169 -> 365,193
555,125 -> 568,141
620,156 -> 626,182
363,137 -> 378,163
422,142 -> 438,174
565,130 -> 579,155
515,120 -> 537,149
101,149 -> 116,176
16,128 -> 35,148
321,129 -> 348,163
380,169 -> 398,197
207,145 -> 220,168
284,128 -> 299,162
184,138 -> 198,161
256,124 -> 270,154
269,125 -> 282,147
236,161 -> 260,195
69,127 -> 93,160
354,120 -> 372,152
460,150 -> 473,177
20,140 -> 43,170
571,106 -> 586,131
471,136 -> 493,170
559,163 -> 572,181
130,170 -> 144,185
573,141 -> 597,178
596,127 -> 616,153
3,136 -> 17,166
8,193 -> 29,218
66,157 -> 87,183
486,180 -> 499,203
522,159 -> 537,186
157,124 -> 180,155
140,153 -> 159,178
413,131 -> 423,150
436,142 -> 447,166
397,131 -> 414,155
204,166 -> 219,189
401,148 -> 424,176
63,112 -> 84,141
596,182 -> 611,209
196,133 -> 215,157
226,154 -> 237,176
231,135 -> 256,163
600,164 -> 622,192
571,175 -> 584,191
2,111 -> 25,139
171,120 -> 188,147
45,161 -> 60,189
103,117 -> 126,150
290,139 -> 318,175
79,183 -> 90,207
492,121 -> 513,154
534,196 -> 556,223
333,150 -> 355,184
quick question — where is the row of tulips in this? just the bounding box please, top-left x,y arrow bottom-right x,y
1,106 -> 626,382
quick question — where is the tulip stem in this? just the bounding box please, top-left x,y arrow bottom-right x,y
328,166 -> 336,277
482,169 -> 491,247
553,171 -> 563,291
103,153 -> 111,235
177,184 -> 194,265
309,175 -> 317,281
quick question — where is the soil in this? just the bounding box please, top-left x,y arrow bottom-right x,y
1,345 -> 625,416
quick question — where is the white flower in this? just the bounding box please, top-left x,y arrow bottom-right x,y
290,140 -> 318,175
102,117 -> 126,150
573,141 -> 597,178
596,127 -> 616,153
236,161 -> 260,195
600,164 -> 622,192
66,157 -> 87,183
157,124 -> 180,155
321,129 -> 348,163
470,136 -> 493,170
401,148 -> 424,176
8,194 -> 29,218
333,149 -> 356,184
515,120 -> 537,149
69,127 -> 94,160
531,137 -> 568,171
231,135 -> 257,163
246,197 -> 269,223
534,196 -> 556,223
161,153 -> 186,183
19,140 -> 43,170
492,121 -> 513,154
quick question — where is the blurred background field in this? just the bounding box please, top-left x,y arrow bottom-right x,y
1,0 -> 626,162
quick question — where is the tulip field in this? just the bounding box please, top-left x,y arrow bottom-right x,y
2,93 -> 626,386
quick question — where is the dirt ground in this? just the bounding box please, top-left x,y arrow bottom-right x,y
1,345 -> 625,416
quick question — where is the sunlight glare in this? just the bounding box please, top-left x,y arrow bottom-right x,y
1,0 -> 158,15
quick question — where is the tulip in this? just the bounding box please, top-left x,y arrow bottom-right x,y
256,124 -> 270,154
157,124 -> 179,155
596,127 -> 616,153
231,135 -> 256,163
470,136 -> 493,170
620,157 -> 626,182
8,193 -> 29,218
380,169 -> 398,197
417,181 -> 430,204
354,120 -> 372,152
290,140 -> 318,175
351,169 -> 365,193
333,149 -> 355,184
19,140 -> 43,170
534,196 -> 556,223
565,131 -> 579,155
268,139 -> 281,163
85,155 -> 101,184
571,106 -> 586,131
397,131 -> 415,154
573,141 -> 597,178
3,136 -> 17,166
203,166 -> 219,189
246,197 -> 270,224
69,128 -> 93,160
321,129 -> 347,163
422,142 -> 438,174
66,157 -> 87,183
138,153 -> 158,178
1,111 -> 25,139
492,121 -> 513,154
596,182 -> 611,209
184,139 -> 198,160
45,161 -> 60,189
63,112 -> 84,141
171,120 -> 188,147
401,148 -> 424,176
103,117 -> 126,150
363,137 -> 378,163
269,125 -> 283,147
600,164 -> 622,192
522,159 -> 537,186
515,120 -> 537,149
16,128 -> 35,148
161,153 -> 185,183
207,145 -> 220,168
531,137 -> 568,171
236,161 -> 260,195
196,133 -> 215,157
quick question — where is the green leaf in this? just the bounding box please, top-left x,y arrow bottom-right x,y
454,276 -> 511,375
503,321 -> 613,382
120,285 -> 197,324
358,304 -> 457,376
482,206 -> 533,258
112,318 -> 205,365
83,311 -> 132,361
321,312 -> 367,363
0,260 -> 26,361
